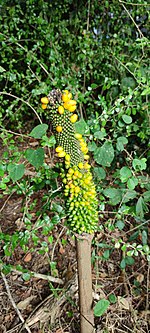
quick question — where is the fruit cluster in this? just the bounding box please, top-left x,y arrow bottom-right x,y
41,89 -> 98,233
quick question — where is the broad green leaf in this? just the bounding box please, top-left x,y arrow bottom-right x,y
94,141 -> 114,167
8,164 -> 25,182
122,115 -> 132,124
30,124 -> 48,139
132,158 -> 147,171
116,136 -> 128,151
143,190 -> 150,202
75,119 -> 89,135
103,188 -> 122,205
94,299 -> 110,317
25,148 -> 44,168
94,167 -> 106,180
88,141 -> 97,152
127,177 -> 138,189
122,190 -> 137,203
120,166 -> 132,182
120,258 -> 126,269
125,256 -> 135,265
116,220 -> 125,230
94,131 -> 106,140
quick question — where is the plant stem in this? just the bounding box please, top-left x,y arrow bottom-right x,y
76,233 -> 95,333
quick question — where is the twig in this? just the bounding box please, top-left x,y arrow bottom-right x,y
0,91 -> 42,123
11,269 -> 64,285
119,0 -> 144,38
1,271 -> 32,333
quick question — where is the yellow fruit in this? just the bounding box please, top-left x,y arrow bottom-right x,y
84,162 -> 91,169
68,168 -> 74,175
62,94 -> 69,102
67,92 -> 72,99
65,154 -> 71,161
58,151 -> 66,157
68,105 -> 76,112
75,133 -> 82,139
56,126 -> 62,132
41,104 -> 47,110
78,162 -> 84,169
58,106 -> 64,114
63,89 -> 69,94
41,97 -> 49,104
70,114 -> 78,123
55,146 -> 63,153
84,154 -> 90,160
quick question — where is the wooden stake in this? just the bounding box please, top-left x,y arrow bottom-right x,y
76,234 -> 95,333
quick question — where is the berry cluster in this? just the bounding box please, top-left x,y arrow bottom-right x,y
41,89 -> 98,233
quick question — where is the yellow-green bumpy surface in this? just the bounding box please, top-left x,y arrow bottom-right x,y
41,89 -> 98,234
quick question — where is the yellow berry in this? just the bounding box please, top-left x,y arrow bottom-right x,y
68,168 -> 74,175
84,162 -> 91,169
57,151 -> 66,157
74,186 -> 80,194
68,105 -> 76,112
65,154 -> 71,161
75,133 -> 82,140
56,126 -> 62,132
41,97 -> 49,104
58,106 -> 64,114
55,146 -> 63,153
78,162 -> 84,169
67,92 -> 72,99
84,154 -> 90,160
70,114 -> 78,123
41,104 -> 47,110
62,94 -> 70,102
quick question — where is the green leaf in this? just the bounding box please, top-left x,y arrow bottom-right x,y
127,177 -> 138,190
116,136 -> 128,151
94,299 -> 110,317
120,258 -> 126,269
30,124 -> 48,139
75,119 -> 89,135
120,166 -> 132,182
136,196 -> 148,219
25,148 -> 44,168
103,188 -> 122,205
94,141 -> 114,167
143,190 -> 150,202
88,141 -> 97,152
122,115 -> 132,124
142,230 -> 147,245
116,220 -> 125,230
109,294 -> 117,304
125,256 -> 135,266
94,167 -> 106,180
132,158 -> 147,171
22,272 -> 31,281
94,131 -> 106,140
122,190 -> 137,203
8,164 -> 25,182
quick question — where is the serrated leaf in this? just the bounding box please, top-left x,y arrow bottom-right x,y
94,141 -> 114,167
30,124 -> 48,139
25,148 -> 44,168
103,188 -> 122,205
94,299 -> 110,317
8,164 -> 25,182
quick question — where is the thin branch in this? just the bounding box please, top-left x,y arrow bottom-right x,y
1,271 -> 32,333
119,0 -> 144,38
12,269 -> 64,285
119,0 -> 150,6
0,92 -> 42,123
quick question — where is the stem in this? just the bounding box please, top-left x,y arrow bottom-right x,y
76,233 -> 95,333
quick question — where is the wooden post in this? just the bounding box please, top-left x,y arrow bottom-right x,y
76,234 -> 95,333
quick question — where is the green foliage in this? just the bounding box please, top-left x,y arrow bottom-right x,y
0,0 -> 149,288
94,299 -> 110,317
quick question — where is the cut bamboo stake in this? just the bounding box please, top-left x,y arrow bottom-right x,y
76,233 -> 95,333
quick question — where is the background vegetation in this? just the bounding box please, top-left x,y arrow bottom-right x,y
0,0 -> 149,332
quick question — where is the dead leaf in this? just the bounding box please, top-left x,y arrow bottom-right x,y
59,246 -> 65,254
17,295 -> 36,310
24,253 -> 32,262
118,296 -> 130,310
136,273 -> 144,283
